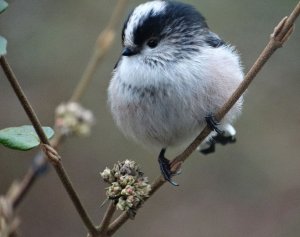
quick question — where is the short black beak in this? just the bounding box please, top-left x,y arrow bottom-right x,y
122,47 -> 138,56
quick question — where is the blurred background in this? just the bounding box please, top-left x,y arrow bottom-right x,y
0,0 -> 299,236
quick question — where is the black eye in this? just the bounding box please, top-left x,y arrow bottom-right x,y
147,38 -> 159,48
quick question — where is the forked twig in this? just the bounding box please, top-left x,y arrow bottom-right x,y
0,56 -> 98,236
4,0 -> 128,216
97,202 -> 117,235
1,0 -> 129,235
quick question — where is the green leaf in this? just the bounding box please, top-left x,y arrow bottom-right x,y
0,126 -> 55,151
0,0 -> 8,14
0,36 -> 7,56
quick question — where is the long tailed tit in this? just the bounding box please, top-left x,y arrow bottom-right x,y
108,0 -> 244,185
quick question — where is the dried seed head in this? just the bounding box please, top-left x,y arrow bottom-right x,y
55,102 -> 95,136
100,160 -> 151,218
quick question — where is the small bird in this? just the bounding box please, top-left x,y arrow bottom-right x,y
108,0 -> 244,185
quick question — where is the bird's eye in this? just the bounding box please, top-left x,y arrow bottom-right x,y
147,38 -> 159,48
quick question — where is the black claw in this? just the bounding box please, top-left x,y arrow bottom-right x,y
158,149 -> 179,186
205,114 -> 223,135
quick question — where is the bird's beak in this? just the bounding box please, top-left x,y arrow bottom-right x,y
122,47 -> 139,56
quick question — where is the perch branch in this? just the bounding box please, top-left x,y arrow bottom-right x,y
0,56 -> 98,236
106,2 -> 300,235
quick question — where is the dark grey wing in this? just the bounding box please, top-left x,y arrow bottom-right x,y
205,32 -> 225,48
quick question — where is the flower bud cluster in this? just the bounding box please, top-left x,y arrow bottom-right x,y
55,102 -> 95,136
100,160 -> 151,218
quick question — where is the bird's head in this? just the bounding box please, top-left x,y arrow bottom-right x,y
121,0 -> 209,67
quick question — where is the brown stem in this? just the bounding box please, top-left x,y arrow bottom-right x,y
4,0 -> 129,217
97,202 -> 117,235
107,2 -> 300,235
0,59 -> 50,146
11,168 -> 37,209
106,0 -> 129,31
0,56 -> 98,236
276,2 -> 300,41
106,212 -> 130,236
70,0 -> 129,102
11,135 -> 63,209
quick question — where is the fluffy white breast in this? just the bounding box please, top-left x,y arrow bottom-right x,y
109,40 -> 244,149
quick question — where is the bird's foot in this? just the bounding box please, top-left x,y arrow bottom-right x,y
198,124 -> 237,154
205,114 -> 223,135
158,149 -> 179,186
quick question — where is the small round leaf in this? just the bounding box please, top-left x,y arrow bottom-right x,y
0,125 -> 55,151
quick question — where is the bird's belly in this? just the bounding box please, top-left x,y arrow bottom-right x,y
109,84 -> 203,148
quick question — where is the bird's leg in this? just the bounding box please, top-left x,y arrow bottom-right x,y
199,114 -> 223,154
205,114 -> 223,135
158,148 -> 178,186
198,122 -> 237,154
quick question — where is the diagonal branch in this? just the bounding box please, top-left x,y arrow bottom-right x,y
11,168 -> 37,209
70,0 -> 129,102
1,0 -> 130,230
11,134 -> 63,209
0,56 -> 98,236
5,0 -> 129,212
106,1 -> 300,236
97,202 -> 117,236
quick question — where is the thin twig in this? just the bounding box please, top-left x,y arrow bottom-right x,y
11,168 -> 37,209
70,0 -> 129,102
1,0 -> 129,235
0,56 -> 98,236
5,0 -> 129,212
106,2 -> 300,235
11,135 -> 63,209
106,212 -> 129,236
97,202 -> 117,235
0,59 -> 49,146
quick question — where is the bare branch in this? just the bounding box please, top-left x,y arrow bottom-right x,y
106,212 -> 130,236
11,169 -> 36,209
97,202 -> 117,235
1,0 -> 129,235
11,134 -> 63,209
0,56 -> 98,236
4,0 -> 129,213
70,0 -> 129,102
